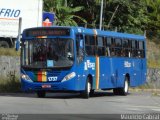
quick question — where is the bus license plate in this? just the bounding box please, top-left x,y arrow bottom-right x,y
42,84 -> 51,88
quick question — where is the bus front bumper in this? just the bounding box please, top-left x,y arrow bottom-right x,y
21,79 -> 79,92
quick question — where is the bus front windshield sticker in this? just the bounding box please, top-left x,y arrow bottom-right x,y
47,60 -> 54,67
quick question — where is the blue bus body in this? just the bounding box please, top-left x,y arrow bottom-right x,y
20,26 -> 147,97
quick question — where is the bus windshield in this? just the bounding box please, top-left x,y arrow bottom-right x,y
21,38 -> 74,69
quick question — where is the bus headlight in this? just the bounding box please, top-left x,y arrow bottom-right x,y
21,74 -> 33,82
62,72 -> 76,82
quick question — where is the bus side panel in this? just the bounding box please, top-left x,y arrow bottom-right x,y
114,58 -> 127,88
99,57 -> 146,89
75,61 -> 86,91
76,57 -> 96,91
125,58 -> 137,87
138,59 -> 147,85
99,57 -> 114,89
130,59 -> 146,87
111,58 -> 141,88
99,58 -> 125,89
141,59 -> 147,85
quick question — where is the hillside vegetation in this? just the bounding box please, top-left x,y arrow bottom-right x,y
0,48 -> 20,56
147,40 -> 160,68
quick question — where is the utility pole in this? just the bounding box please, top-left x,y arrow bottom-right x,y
99,0 -> 103,30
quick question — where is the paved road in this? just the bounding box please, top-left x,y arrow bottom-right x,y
0,91 -> 160,114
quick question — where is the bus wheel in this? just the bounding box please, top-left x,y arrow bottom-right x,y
81,78 -> 91,99
90,90 -> 95,97
120,77 -> 129,96
113,77 -> 129,96
37,91 -> 46,98
0,41 -> 9,48
113,88 -> 120,95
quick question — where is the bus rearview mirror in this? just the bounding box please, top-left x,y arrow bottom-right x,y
15,39 -> 20,51
80,40 -> 83,48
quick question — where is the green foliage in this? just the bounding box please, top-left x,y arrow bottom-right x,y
0,48 -> 20,56
55,6 -> 86,26
0,77 -> 21,93
145,0 -> 160,40
0,69 -> 21,93
44,0 -> 86,26
43,0 -> 160,37
147,40 -> 160,68
103,0 -> 148,34
138,83 -> 154,89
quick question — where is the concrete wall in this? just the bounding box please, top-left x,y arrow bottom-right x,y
0,56 -> 20,79
147,68 -> 160,88
0,56 -> 160,88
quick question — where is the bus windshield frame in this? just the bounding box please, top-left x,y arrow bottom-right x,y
21,38 -> 74,69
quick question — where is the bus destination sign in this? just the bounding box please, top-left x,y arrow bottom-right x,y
26,28 -> 70,37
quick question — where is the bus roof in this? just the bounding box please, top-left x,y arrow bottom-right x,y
71,27 -> 145,41
24,26 -> 146,41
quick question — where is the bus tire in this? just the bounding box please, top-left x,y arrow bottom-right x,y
120,77 -> 129,96
37,91 -> 46,98
113,88 -> 120,95
113,77 -> 129,96
0,41 -> 10,48
81,77 -> 91,99
90,90 -> 95,97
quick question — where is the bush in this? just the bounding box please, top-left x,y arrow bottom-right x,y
147,40 -> 160,68
0,48 -> 20,56
0,76 -> 21,93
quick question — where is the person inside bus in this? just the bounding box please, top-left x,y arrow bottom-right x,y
33,44 -> 45,62
110,43 -> 116,56
121,48 -> 125,57
105,47 -> 110,56
47,43 -> 58,61
89,46 -> 95,56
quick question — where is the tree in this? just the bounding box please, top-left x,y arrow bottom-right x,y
72,0 -> 148,34
145,0 -> 160,40
44,0 -> 86,26
102,0 -> 148,34
44,0 -> 160,37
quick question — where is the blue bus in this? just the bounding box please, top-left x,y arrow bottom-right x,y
20,26 -> 147,98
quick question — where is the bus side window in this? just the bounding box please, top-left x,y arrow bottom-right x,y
138,41 -> 145,58
131,40 -> 138,58
142,41 -> 145,58
85,35 -> 96,56
106,37 -> 112,47
76,34 -> 84,63
122,39 -> 129,57
97,36 -> 105,56
115,38 -> 122,56
128,40 -> 132,57
109,38 -> 116,56
105,37 -> 114,56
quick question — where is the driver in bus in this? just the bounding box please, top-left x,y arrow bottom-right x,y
47,43 -> 58,61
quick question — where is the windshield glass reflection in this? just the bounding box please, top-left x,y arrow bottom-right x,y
21,38 -> 74,68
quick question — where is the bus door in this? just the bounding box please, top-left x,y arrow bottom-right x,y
96,36 -> 109,89
76,34 -> 86,90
